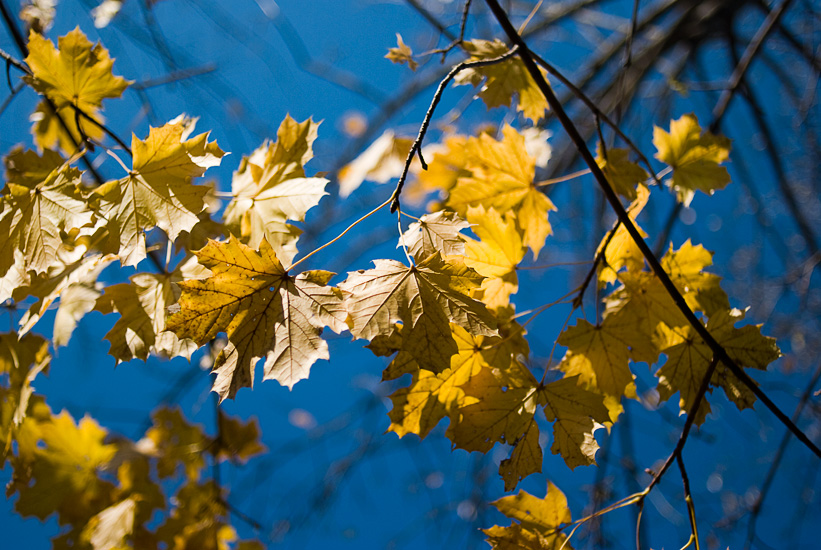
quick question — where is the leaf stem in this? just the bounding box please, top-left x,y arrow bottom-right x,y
285,197 -> 392,272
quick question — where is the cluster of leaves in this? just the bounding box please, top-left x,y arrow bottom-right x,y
0,19 -> 784,550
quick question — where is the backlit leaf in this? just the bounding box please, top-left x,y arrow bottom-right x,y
654,113 -> 731,206
455,39 -> 549,122
167,236 -> 346,401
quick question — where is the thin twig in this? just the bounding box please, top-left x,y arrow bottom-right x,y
388,45 -> 520,212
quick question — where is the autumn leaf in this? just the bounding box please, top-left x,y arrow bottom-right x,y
455,39 -> 549,122
10,411 -> 118,524
143,407 -> 208,481
0,332 -> 50,445
30,100 -> 106,154
656,308 -> 780,423
385,33 -> 417,70
0,162 -> 93,276
557,317 -> 636,403
337,130 -> 413,197
484,482 -> 573,550
14,248 -> 115,346
654,113 -> 731,206
448,125 -> 555,257
661,240 -> 729,316
80,498 -> 135,550
499,421 -> 542,491
596,143 -> 648,201
597,185 -> 649,285
95,272 -> 198,363
539,376 -> 609,469
339,252 -> 497,373
223,116 -> 327,263
25,27 -> 130,113
463,206 -> 525,308
95,117 -> 225,266
387,324 -> 494,438
407,134 -> 469,200
399,210 -> 469,262
167,236 -> 346,401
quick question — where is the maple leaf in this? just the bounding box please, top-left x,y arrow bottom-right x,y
95,117 -> 225,266
597,185 -> 649,285
539,376 -> 610,469
95,272 -> 198,363
596,143 -> 648,201
167,236 -> 347,401
14,248 -> 115,346
661,240 -> 729,316
80,497 -> 135,550
339,252 -> 497,373
387,324 -> 493,438
407,135 -> 469,200
454,38 -> 549,122
24,27 -> 130,113
0,162 -> 93,276
337,129 -> 414,197
223,116 -> 328,262
30,100 -> 106,154
215,411 -> 266,463
10,411 -> 118,524
447,365 -> 537,453
558,317 -> 637,403
656,308 -> 780,423
385,33 -> 417,70
654,113 -> 731,206
0,332 -> 50,447
399,210 -> 469,262
447,125 -> 555,257
499,421 -> 542,491
142,407 -> 208,481
463,206 -> 526,308
485,482 -> 573,550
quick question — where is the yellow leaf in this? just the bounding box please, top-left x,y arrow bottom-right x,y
597,184 -> 649,285
385,33 -> 417,70
485,482 -> 573,549
10,411 -> 118,523
339,252 -> 497,373
81,498 -> 135,550
400,210 -> 469,262
30,100 -> 105,154
95,272 -> 197,363
407,134 -> 469,200
95,117 -> 224,266
0,162 -> 93,275
596,143 -> 648,201
455,39 -> 549,122
223,116 -> 327,262
216,411 -> 266,463
447,366 -> 537,453
387,324 -> 492,438
337,130 -> 413,197
464,206 -> 525,308
499,421 -> 541,491
661,240 -> 729,316
144,407 -> 208,481
539,376 -> 609,469
0,332 -> 50,446
656,308 -> 780,423
653,113 -> 731,206
167,237 -> 346,400
448,125 -> 555,257
24,27 -> 130,113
